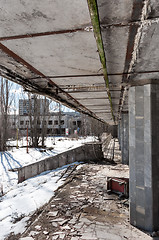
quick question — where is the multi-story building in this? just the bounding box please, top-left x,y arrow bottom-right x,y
9,112 -> 81,137
19,97 -> 49,116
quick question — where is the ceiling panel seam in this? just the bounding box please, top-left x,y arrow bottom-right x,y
87,0 -> 115,123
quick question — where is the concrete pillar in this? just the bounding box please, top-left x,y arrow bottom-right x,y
118,120 -> 121,150
129,84 -> 159,232
121,112 -> 129,165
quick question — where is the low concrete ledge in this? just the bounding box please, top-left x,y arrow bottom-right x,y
18,142 -> 103,183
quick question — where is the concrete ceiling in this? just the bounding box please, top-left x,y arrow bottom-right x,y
0,0 -> 159,125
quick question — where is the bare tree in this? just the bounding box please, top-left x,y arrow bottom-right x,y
28,94 -> 40,147
80,113 -> 108,138
27,94 -> 50,147
89,117 -> 108,138
41,97 -> 48,147
58,103 -> 62,135
0,78 -> 14,151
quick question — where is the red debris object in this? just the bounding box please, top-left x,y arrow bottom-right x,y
107,177 -> 129,198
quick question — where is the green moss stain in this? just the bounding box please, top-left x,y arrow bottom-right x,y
87,0 -> 115,123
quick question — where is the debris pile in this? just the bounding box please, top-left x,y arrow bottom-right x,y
11,163 -> 151,240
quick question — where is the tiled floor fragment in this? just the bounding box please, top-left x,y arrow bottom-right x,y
17,161 -> 152,240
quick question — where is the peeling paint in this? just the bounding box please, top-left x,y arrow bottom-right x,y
118,0 -> 159,117
84,26 -> 93,32
127,0 -> 157,78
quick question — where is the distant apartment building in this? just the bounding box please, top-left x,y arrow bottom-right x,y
19,97 -> 49,116
8,98 -> 82,137
9,112 -> 81,136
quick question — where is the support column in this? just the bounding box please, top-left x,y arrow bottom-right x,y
120,112 -> 129,165
118,120 -> 121,150
129,84 -> 159,232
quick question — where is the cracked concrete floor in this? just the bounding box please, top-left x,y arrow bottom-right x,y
10,161 -> 153,240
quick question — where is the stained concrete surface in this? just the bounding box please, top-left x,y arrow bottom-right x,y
7,140 -> 153,240
0,0 -> 91,37
1,1 -> 159,123
18,143 -> 103,183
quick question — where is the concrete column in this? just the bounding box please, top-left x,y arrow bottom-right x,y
120,112 -> 129,165
118,120 -> 121,150
129,84 -> 159,232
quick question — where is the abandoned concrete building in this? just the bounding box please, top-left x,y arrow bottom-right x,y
0,0 -> 159,237
19,98 -> 50,116
17,98 -> 81,135
9,111 -> 81,136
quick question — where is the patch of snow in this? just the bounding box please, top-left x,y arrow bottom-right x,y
0,162 -> 80,239
1,136 -> 96,194
0,136 -> 96,239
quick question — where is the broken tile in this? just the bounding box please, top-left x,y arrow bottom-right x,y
20,238 -> 34,240
78,197 -> 85,201
74,222 -> 84,229
34,225 -> 41,230
59,219 -> 68,226
52,236 -> 58,240
65,211 -> 72,217
29,231 -> 38,236
53,232 -> 64,235
81,204 -> 89,209
59,233 -> 65,239
51,204 -> 56,208
52,222 -> 58,227
74,191 -> 81,193
61,224 -> 71,230
51,218 -> 64,222
70,195 -> 76,199
69,217 -> 77,224
48,211 -> 58,217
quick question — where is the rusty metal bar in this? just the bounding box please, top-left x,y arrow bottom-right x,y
24,69 -> 159,81
75,97 -> 120,100
27,73 -> 103,80
0,26 -> 91,41
0,43 -> 104,122
65,90 -> 120,93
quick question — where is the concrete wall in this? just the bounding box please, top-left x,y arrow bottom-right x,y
18,143 -> 103,183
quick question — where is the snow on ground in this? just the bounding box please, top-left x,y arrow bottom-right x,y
0,136 -> 96,239
1,136 -> 96,194
0,162 -> 82,239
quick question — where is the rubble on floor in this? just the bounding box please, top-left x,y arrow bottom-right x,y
10,162 -> 152,240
